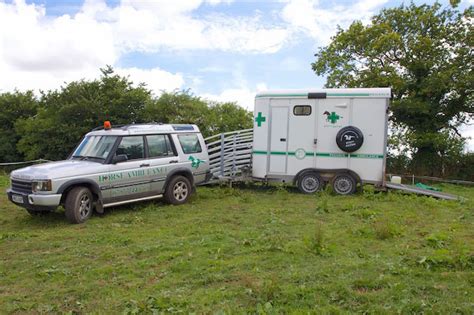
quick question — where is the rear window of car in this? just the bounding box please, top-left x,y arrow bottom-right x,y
178,134 -> 202,154
146,135 -> 175,158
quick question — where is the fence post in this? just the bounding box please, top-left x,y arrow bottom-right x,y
220,133 -> 225,177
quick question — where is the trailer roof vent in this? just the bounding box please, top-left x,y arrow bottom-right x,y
308,92 -> 327,99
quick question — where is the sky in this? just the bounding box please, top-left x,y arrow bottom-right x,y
0,0 -> 472,150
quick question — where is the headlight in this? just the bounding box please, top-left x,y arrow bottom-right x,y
32,180 -> 52,192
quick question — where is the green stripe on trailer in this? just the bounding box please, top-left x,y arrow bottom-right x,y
255,92 -> 387,98
252,151 -> 383,159
255,93 -> 308,98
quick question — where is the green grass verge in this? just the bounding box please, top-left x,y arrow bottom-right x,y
0,176 -> 473,313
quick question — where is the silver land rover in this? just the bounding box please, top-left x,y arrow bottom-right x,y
6,122 -> 210,223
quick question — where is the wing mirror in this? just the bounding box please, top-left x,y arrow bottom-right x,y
112,154 -> 128,164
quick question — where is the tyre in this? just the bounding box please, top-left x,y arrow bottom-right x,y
164,175 -> 192,205
336,126 -> 364,152
332,173 -> 357,195
297,172 -> 324,194
64,187 -> 93,224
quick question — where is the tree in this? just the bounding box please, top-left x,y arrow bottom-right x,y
312,3 -> 473,176
0,91 -> 38,162
16,67 -> 153,160
142,90 -> 252,138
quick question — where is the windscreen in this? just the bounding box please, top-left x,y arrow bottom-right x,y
72,136 -> 117,160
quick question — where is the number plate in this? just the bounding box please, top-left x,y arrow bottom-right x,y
12,194 -> 24,204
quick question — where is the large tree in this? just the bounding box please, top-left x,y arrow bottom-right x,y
142,90 -> 252,138
312,3 -> 473,175
0,91 -> 38,162
16,67 -> 153,160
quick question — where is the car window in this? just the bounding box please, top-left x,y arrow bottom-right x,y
178,134 -> 202,154
116,136 -> 144,160
147,135 -> 175,158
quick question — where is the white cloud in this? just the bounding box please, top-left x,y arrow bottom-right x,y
281,0 -> 388,44
202,83 -> 267,110
115,67 -> 185,95
0,0 -> 291,94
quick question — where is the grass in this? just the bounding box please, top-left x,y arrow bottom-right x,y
0,176 -> 473,313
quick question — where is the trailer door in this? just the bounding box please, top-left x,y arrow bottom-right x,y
269,105 -> 289,174
286,100 -> 317,175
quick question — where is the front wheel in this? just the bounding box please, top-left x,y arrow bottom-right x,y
64,187 -> 93,224
332,173 -> 357,195
164,175 -> 192,205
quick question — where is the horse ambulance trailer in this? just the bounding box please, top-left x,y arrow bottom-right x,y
252,88 -> 391,195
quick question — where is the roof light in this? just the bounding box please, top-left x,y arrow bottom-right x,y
104,121 -> 112,130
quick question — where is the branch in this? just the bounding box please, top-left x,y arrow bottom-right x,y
449,125 -> 462,137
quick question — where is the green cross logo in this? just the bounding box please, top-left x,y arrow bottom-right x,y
255,112 -> 266,127
188,156 -> 205,169
323,111 -> 342,124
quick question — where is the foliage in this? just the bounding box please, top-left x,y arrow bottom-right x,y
12,68 -> 252,161
16,66 -> 153,160
312,3 -> 473,175
142,90 -> 252,138
0,91 -> 38,162
0,178 -> 473,313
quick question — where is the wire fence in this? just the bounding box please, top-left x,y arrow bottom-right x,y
0,159 -> 50,166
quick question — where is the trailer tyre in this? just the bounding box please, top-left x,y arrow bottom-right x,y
336,126 -> 364,152
297,172 -> 324,194
332,173 -> 357,195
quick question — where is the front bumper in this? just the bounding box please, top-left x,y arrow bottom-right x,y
6,189 -> 61,211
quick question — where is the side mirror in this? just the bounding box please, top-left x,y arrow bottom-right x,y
112,154 -> 128,164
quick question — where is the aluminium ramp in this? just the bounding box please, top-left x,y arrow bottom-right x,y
385,182 -> 459,200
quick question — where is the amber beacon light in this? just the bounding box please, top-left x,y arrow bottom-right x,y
104,121 -> 112,130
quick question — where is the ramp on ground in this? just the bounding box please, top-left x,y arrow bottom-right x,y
385,182 -> 459,200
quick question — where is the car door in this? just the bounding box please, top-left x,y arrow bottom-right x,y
106,135 -> 152,203
145,134 -> 178,194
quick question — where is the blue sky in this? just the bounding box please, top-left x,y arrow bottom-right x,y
0,0 -> 472,149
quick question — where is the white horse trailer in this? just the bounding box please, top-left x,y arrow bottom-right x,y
251,88 -> 391,194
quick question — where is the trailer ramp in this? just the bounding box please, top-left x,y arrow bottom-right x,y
385,182 -> 459,200
204,129 -> 253,183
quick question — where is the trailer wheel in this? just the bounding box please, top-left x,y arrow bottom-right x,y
332,173 -> 357,195
297,172 -> 324,194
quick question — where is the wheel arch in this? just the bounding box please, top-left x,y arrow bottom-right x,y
58,179 -> 102,205
163,168 -> 194,192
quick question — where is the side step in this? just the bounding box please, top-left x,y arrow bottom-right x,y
385,182 -> 459,200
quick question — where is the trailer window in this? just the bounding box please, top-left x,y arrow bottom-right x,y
178,134 -> 202,154
293,105 -> 312,116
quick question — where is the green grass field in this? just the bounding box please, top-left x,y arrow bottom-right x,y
0,174 -> 473,314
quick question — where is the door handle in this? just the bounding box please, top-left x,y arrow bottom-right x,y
280,138 -> 286,142
169,160 -> 179,164
140,163 -> 150,167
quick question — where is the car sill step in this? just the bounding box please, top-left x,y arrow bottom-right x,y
103,194 -> 163,208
